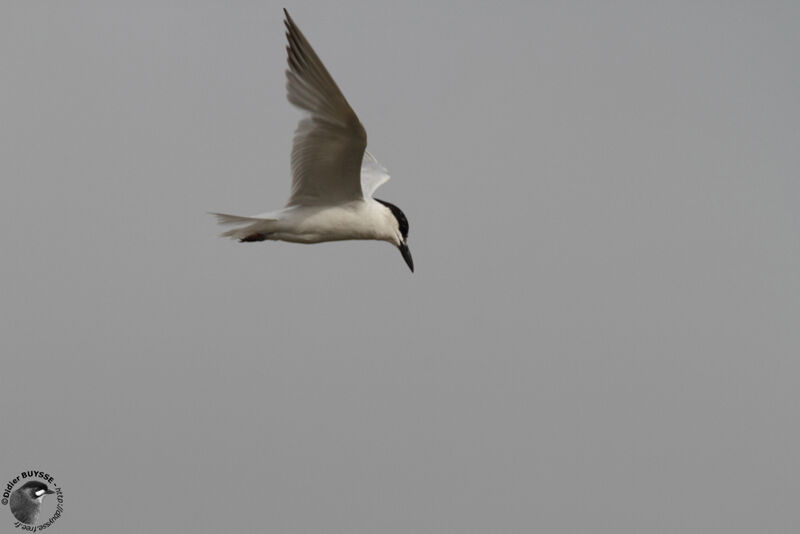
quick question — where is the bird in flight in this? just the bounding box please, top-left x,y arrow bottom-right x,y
212,9 -> 413,272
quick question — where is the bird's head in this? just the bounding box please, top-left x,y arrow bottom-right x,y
17,481 -> 54,503
375,198 -> 413,272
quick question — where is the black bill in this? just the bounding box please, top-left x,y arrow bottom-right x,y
399,243 -> 414,272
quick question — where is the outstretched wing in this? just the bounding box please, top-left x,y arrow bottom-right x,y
283,9 -> 367,206
360,150 -> 391,198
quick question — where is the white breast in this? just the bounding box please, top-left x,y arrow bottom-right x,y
272,200 -> 396,244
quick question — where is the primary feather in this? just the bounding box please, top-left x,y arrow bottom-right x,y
284,9 -> 367,206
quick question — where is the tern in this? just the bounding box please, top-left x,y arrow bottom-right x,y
212,9 -> 413,272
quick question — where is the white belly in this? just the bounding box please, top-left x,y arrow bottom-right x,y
272,202 -> 390,244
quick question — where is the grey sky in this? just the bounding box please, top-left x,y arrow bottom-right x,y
1,1 -> 799,533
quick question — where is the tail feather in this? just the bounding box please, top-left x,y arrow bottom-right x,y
210,212 -> 264,225
210,212 -> 277,242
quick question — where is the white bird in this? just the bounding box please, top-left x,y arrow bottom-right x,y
212,9 -> 413,272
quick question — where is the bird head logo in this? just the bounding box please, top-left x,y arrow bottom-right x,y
9,481 -> 55,525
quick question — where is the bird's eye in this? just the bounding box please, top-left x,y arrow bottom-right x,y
35,489 -> 45,496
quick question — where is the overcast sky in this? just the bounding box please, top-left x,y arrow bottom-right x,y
2,1 -> 799,533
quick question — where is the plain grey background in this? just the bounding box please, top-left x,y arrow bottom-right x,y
2,1 -> 799,532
